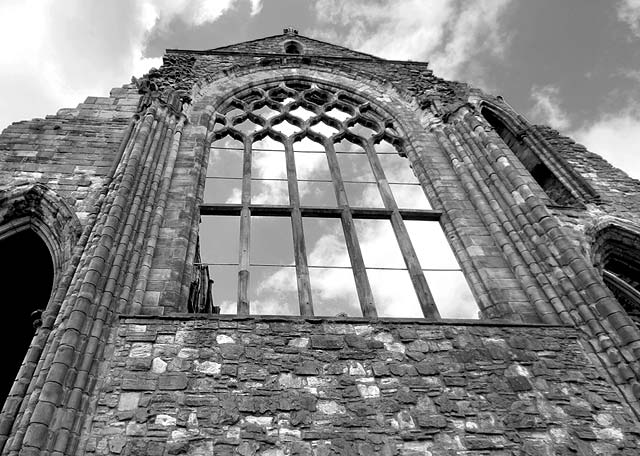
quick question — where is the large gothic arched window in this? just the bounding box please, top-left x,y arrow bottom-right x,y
197,81 -> 478,319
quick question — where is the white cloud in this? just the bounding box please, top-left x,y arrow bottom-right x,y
528,85 -> 571,131
143,0 -> 236,30
312,0 -> 512,82
617,0 -> 640,37
0,0 -> 238,130
526,83 -> 640,181
429,0 -> 512,81
572,110 -> 640,180
249,0 -> 263,16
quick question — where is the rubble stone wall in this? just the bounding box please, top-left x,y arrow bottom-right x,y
82,316 -> 640,455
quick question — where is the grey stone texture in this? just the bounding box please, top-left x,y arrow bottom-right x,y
1,30 -> 640,454
81,316 -> 640,455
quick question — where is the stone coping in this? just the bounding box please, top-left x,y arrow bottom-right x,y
164,48 -> 432,67
121,313 -> 572,329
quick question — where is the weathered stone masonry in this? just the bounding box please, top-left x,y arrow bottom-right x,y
1,30 -> 640,454
84,317 -> 640,455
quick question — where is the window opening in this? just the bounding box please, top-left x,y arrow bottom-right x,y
390,184 -> 432,210
206,137 -> 243,204
224,108 -> 245,121
481,107 -> 577,206
290,106 -> 316,121
234,118 -> 261,134
348,123 -> 377,138
326,107 -> 352,122
0,229 -> 54,406
254,105 -> 279,120
251,138 -> 289,205
337,154 -> 376,183
344,182 -> 385,208
593,228 -> 640,326
198,217 -> 239,315
369,269 -> 423,317
304,217 -> 361,316
279,97 -> 296,106
198,81 -> 479,319
310,121 -> 339,137
272,119 -> 301,135
334,138 -> 366,154
284,41 -> 303,55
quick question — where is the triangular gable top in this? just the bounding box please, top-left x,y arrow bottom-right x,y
201,32 -> 382,60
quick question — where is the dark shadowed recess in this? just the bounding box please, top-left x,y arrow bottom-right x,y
0,229 -> 53,406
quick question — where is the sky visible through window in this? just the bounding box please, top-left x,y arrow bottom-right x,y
200,82 -> 478,319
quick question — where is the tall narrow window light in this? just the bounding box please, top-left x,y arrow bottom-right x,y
480,107 -> 577,206
199,81 -> 478,319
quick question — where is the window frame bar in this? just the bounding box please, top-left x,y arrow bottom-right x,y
323,139 -> 378,317
363,139 -> 441,319
237,137 -> 252,314
283,138 -> 315,315
201,203 -> 441,220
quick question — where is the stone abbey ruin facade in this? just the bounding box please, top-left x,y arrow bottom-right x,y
2,29 -> 640,455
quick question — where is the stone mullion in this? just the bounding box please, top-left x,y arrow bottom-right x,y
362,140 -> 440,319
19,104 -> 164,455
451,115 -> 573,324
284,138 -> 314,316
324,141 -> 377,317
431,121 -> 563,325
45,108 -> 172,455
237,136 -> 252,315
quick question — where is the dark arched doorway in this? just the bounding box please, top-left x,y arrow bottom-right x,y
0,228 -> 54,406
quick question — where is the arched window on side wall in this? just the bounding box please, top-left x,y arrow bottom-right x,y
480,106 -> 578,206
592,222 -> 640,326
0,228 -> 54,406
0,183 -> 80,414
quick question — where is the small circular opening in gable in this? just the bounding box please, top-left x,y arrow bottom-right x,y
284,41 -> 303,55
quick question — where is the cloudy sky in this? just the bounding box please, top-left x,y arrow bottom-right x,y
3,0 -> 637,318
1,0 -> 639,177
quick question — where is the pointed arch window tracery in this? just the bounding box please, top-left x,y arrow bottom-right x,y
196,81 -> 478,319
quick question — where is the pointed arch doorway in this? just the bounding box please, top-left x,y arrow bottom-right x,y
0,184 -> 81,419
0,227 -> 54,404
